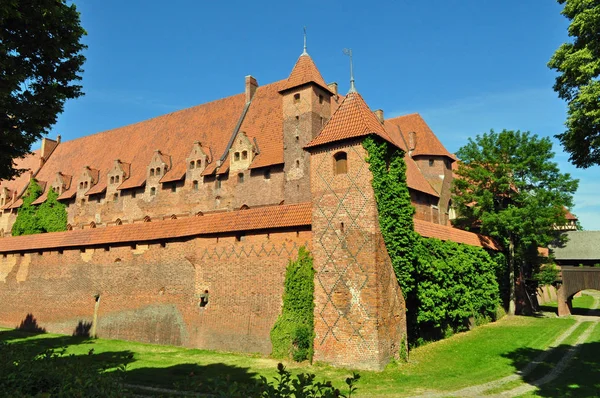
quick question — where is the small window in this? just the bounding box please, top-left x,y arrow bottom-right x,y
242,151 -> 248,160
115,218 -> 123,226
238,173 -> 244,183
156,167 -> 161,176
319,94 -> 324,104
79,182 -> 84,189
429,159 -> 435,167
193,180 -> 199,191
197,159 -> 202,168
110,176 -> 115,184
296,160 -> 300,169
334,152 -> 348,175
113,193 -> 118,202
264,169 -> 271,180
294,93 -> 300,103
150,169 -> 155,177
150,187 -> 156,196
199,290 -> 209,308
215,178 -> 221,189
189,161 -> 195,169
115,175 -> 119,183
234,152 -> 240,161
84,181 -> 89,188
80,199 -> 85,206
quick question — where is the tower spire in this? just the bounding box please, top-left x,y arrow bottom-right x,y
302,26 -> 308,55
343,48 -> 356,93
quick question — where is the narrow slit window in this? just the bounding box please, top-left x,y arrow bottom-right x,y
115,175 -> 119,183
150,169 -> 155,177
238,173 -> 244,183
110,176 -> 115,184
156,167 -> 161,176
150,187 -> 156,196
334,152 -> 348,175
193,180 -> 199,191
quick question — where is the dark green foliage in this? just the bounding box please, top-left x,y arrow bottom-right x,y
37,187 -> 68,232
452,129 -> 578,313
271,247 -> 315,362
363,136 -> 417,296
548,0 -> 600,168
12,179 -> 67,236
11,179 -> 43,236
414,237 -> 500,339
363,137 -> 501,345
0,0 -> 87,181
0,341 -> 126,397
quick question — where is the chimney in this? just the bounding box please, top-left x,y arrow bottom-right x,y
57,134 -> 61,144
374,109 -> 384,124
245,75 -> 258,103
408,132 -> 417,152
327,82 -> 338,97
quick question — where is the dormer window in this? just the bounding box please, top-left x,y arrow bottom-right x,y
79,182 -> 84,189
110,176 -> 115,184
84,181 -> 88,188
156,167 -> 161,176
115,175 -> 120,183
196,159 -> 202,168
150,169 -> 155,177
234,152 -> 240,161
189,161 -> 195,169
242,151 -> 248,160
334,152 -> 348,175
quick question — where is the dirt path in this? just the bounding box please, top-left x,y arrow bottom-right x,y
411,291 -> 600,398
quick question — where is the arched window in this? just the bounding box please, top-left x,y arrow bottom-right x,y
115,175 -> 120,183
143,216 -> 151,223
234,152 -> 240,161
193,180 -> 199,191
156,167 -> 161,176
238,173 -> 244,183
196,159 -> 202,168
240,204 -> 250,210
150,169 -> 155,177
334,152 -> 348,174
170,214 -> 177,220
110,176 -> 115,184
113,193 -> 119,202
242,150 -> 248,160
84,181 -> 88,188
89,222 -> 96,229
115,218 -> 123,226
189,161 -> 195,169
294,93 -> 300,103
79,182 -> 84,189
150,187 -> 156,196
296,160 -> 300,168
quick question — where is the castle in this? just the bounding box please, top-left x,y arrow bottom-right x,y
0,46 -> 496,370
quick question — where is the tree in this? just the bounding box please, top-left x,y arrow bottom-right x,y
548,0 -> 600,168
0,0 -> 86,181
452,130 -> 579,314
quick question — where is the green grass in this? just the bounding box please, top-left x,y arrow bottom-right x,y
539,290 -> 598,315
0,315 -> 577,397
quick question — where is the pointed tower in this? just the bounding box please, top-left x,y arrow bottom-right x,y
305,87 -> 407,370
279,42 -> 334,203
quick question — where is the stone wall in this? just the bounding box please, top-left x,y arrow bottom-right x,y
0,229 -> 310,354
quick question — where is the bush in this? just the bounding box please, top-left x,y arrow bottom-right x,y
271,247 -> 315,362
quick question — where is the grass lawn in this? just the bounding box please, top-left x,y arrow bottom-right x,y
539,290 -> 598,315
0,315 -> 577,397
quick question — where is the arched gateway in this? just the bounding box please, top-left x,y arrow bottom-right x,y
557,267 -> 600,316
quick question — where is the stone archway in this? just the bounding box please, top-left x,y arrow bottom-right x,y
557,266 -> 600,316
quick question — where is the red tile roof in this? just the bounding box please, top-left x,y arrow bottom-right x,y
0,202 -> 312,253
0,150 -> 41,209
414,218 -> 500,250
387,113 -> 453,159
306,92 -> 393,148
279,54 -> 333,95
404,153 -> 439,197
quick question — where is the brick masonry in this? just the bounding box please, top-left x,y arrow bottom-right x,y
0,229 -> 310,355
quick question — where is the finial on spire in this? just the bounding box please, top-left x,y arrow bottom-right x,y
302,26 -> 308,55
343,48 -> 356,93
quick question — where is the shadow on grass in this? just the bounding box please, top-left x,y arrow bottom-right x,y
1,323 -> 259,396
502,340 -> 600,397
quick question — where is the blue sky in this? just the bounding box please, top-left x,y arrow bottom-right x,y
49,0 -> 599,229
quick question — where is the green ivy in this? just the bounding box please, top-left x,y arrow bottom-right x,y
12,179 -> 67,236
363,137 -> 417,297
270,247 -> 315,362
363,137 -> 501,344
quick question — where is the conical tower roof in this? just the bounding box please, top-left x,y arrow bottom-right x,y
305,91 -> 393,148
279,54 -> 334,95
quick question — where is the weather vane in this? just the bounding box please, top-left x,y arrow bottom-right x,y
343,48 -> 356,93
